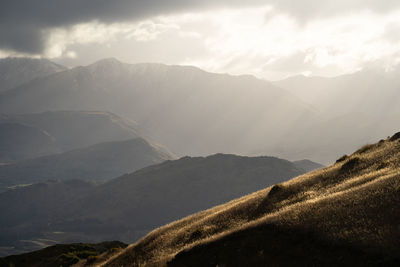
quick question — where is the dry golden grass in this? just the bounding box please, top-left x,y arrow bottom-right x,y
98,133 -> 400,267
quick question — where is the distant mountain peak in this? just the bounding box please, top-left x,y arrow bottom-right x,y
86,58 -> 128,77
90,57 -> 122,66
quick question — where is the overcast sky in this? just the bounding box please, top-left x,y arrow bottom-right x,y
2,0 -> 400,80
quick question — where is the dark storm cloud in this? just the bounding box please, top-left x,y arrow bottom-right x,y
0,24 -> 45,53
1,0 -> 400,54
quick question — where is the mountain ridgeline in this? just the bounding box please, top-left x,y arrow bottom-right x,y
0,137 -> 173,192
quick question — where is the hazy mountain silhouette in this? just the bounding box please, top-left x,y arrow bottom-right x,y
0,138 -> 174,192
103,132 -> 400,267
0,154 -> 314,256
0,57 -> 66,92
0,58 -> 318,160
274,67 -> 400,118
270,69 -> 400,163
0,110 -> 140,156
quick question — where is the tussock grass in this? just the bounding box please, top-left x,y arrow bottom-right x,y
100,133 -> 400,267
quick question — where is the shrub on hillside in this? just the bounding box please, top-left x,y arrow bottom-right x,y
390,132 -> 400,141
336,155 -> 348,163
340,157 -> 361,173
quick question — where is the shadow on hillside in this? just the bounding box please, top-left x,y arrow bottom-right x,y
168,223 -> 400,267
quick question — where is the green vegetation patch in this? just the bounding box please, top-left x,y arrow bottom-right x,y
0,241 -> 127,267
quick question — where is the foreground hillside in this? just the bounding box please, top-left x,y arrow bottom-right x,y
0,138 -> 173,192
0,155 -> 311,256
104,132 -> 400,267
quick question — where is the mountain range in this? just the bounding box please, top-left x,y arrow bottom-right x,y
0,58 -> 320,161
1,58 -> 398,163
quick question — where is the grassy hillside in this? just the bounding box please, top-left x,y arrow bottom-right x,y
104,132 -> 400,267
0,137 -> 174,190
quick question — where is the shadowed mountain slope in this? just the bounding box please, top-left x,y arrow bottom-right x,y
0,179 -> 96,256
0,154 -> 308,256
0,122 -> 56,162
70,154 -> 306,234
0,110 -> 140,153
0,138 -> 174,191
104,132 -> 400,267
0,57 -> 66,92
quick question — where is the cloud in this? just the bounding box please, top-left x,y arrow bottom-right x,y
268,0 -> 400,21
383,22 -> 400,43
0,24 -> 45,54
176,8 -> 400,80
2,0 -> 400,54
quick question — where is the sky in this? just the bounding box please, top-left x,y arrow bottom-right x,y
2,0 -> 400,80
